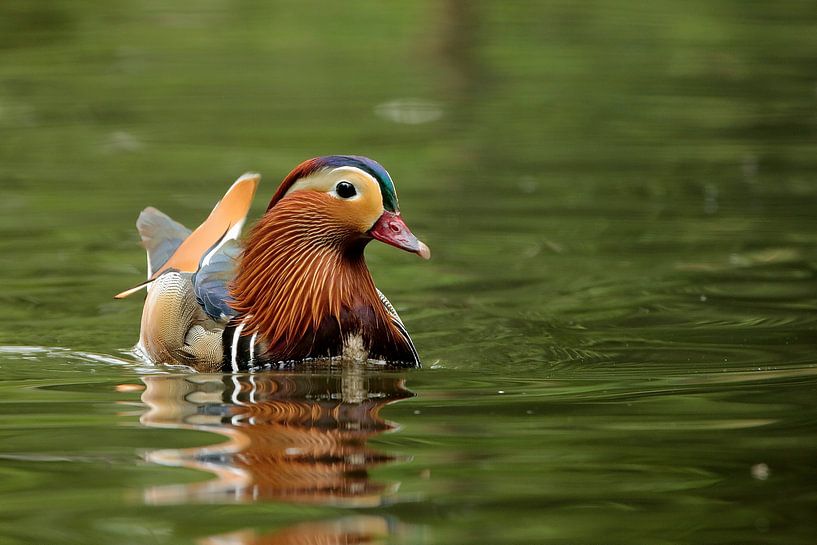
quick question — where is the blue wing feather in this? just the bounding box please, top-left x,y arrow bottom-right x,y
192,239 -> 242,322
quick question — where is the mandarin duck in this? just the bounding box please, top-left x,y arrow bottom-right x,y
116,156 -> 430,372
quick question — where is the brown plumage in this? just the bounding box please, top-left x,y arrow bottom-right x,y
229,190 -> 407,363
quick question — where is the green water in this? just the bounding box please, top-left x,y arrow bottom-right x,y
2,1 -> 817,543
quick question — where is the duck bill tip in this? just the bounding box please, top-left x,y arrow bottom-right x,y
370,211 -> 431,260
416,240 -> 431,260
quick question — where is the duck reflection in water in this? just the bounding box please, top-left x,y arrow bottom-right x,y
197,516 -> 403,545
138,369 -> 414,507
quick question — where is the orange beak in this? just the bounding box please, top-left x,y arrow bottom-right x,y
369,211 -> 431,259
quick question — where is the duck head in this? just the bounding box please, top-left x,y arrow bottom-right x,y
265,155 -> 430,259
230,155 -> 429,365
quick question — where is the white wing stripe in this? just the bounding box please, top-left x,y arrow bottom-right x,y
230,320 -> 246,372
248,331 -> 258,366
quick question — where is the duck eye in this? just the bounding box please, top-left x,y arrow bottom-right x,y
335,181 -> 357,199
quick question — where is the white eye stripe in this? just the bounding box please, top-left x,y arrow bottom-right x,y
329,166 -> 378,184
285,166 -> 378,202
